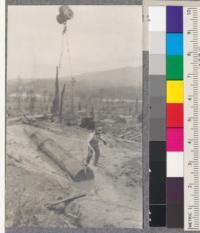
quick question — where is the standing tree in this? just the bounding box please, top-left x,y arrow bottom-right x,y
51,66 -> 60,116
129,106 -> 132,115
90,105 -> 95,119
42,90 -> 48,112
29,89 -> 36,114
78,102 -> 82,111
135,97 -> 139,115
59,84 -> 66,122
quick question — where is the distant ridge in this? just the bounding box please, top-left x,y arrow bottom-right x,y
7,66 -> 142,95
74,66 -> 142,89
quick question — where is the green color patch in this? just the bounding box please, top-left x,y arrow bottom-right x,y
167,56 -> 183,80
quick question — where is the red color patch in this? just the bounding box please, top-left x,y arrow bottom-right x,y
167,103 -> 183,128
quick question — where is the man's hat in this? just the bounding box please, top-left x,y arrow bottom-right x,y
96,127 -> 102,134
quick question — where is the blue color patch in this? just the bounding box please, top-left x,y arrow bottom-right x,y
167,34 -> 183,55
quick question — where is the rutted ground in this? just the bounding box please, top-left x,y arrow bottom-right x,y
6,123 -> 142,228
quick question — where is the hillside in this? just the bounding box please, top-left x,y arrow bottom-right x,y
76,66 -> 142,89
7,66 -> 142,97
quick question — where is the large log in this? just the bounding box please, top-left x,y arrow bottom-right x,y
24,126 -> 94,182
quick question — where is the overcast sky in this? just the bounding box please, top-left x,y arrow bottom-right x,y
7,5 -> 142,80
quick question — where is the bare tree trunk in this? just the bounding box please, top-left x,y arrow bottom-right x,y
135,97 -> 138,115
51,66 -> 60,117
59,84 -> 66,122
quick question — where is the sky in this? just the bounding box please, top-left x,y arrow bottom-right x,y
7,5 -> 142,80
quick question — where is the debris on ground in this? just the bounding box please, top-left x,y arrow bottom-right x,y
6,119 -> 142,228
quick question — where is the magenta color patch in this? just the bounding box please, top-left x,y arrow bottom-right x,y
167,128 -> 183,151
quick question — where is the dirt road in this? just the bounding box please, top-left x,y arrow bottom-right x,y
6,123 -> 142,228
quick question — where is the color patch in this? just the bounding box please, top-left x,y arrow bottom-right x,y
150,96 -> 166,118
149,32 -> 166,54
167,152 -> 183,177
150,75 -> 166,97
150,205 -> 166,226
167,103 -> 183,127
167,81 -> 183,103
150,184 -> 166,203
149,7 -> 166,32
150,118 -> 166,141
167,128 -> 183,151
149,54 -> 166,75
166,178 -> 184,204
167,6 -> 183,33
166,34 -> 183,55
150,162 -> 166,184
149,141 -> 166,163
167,204 -> 184,227
167,56 -> 183,80
150,141 -> 166,162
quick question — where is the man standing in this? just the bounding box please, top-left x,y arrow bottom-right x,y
86,127 -> 106,167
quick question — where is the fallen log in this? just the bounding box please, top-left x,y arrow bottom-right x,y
22,114 -> 53,124
24,126 -> 94,182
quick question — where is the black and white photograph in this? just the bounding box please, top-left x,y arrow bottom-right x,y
6,5 -> 143,229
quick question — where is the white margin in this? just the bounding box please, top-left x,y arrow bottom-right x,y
0,0 -> 5,232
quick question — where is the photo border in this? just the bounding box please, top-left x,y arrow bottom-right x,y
4,1 -> 200,233
5,1 -> 145,233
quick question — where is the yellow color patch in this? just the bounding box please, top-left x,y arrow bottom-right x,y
167,81 -> 183,103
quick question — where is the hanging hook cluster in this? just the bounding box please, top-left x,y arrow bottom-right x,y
56,5 -> 74,72
56,5 -> 73,34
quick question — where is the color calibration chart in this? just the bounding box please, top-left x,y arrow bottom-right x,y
149,6 -> 200,230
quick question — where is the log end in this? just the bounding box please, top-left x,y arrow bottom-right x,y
74,167 -> 94,182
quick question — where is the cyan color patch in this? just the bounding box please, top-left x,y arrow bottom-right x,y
167,33 -> 183,55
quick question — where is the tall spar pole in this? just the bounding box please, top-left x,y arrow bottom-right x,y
56,5 -> 74,122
